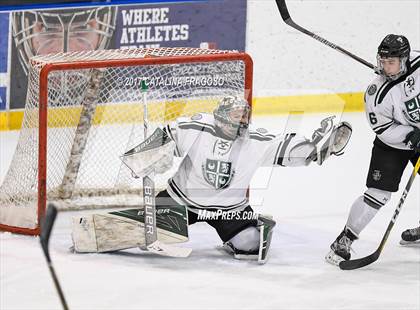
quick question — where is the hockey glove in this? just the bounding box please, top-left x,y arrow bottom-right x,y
306,119 -> 352,165
404,128 -> 420,153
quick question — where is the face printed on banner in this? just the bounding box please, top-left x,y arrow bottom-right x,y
12,8 -> 116,74
31,19 -> 101,54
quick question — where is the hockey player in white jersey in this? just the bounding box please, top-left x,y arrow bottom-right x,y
72,95 -> 352,263
326,34 -> 420,265
128,95 -> 351,263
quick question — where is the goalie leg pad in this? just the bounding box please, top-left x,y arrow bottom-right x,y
72,204 -> 189,253
72,213 -> 145,253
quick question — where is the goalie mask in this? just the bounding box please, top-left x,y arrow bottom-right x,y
214,95 -> 250,140
377,34 -> 411,81
12,7 -> 117,75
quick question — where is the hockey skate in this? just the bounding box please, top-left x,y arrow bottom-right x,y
222,241 -> 259,260
400,224 -> 420,246
325,228 -> 357,266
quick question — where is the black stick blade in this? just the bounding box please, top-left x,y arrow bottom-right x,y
40,203 -> 58,262
339,251 -> 380,270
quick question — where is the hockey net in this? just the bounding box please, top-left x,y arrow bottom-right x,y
0,47 -> 253,235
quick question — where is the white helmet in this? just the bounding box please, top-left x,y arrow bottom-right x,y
214,95 -> 250,139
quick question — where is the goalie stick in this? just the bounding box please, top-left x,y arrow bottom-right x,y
275,0 -> 376,71
40,204 -> 69,310
140,81 -> 191,258
339,157 -> 420,270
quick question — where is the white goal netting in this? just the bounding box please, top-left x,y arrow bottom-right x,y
0,47 -> 252,234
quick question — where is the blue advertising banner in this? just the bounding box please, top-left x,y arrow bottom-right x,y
0,87 -> 5,110
0,0 -> 202,12
0,13 -> 9,110
0,13 -> 8,73
115,0 -> 246,51
5,0 -> 247,110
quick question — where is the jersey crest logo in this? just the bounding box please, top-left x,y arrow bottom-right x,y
202,159 -> 234,189
367,84 -> 377,96
372,170 -> 382,181
404,94 -> 420,123
403,76 -> 415,97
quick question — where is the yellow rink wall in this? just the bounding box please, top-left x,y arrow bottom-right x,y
0,92 -> 365,131
251,92 -> 364,116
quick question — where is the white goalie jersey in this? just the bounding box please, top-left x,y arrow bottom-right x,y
163,113 -> 313,213
364,51 -> 420,150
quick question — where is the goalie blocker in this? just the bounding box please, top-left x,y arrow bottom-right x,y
120,127 -> 176,177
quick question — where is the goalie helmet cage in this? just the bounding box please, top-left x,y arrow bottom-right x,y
0,47 -> 253,235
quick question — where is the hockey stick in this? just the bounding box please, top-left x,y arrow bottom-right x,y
275,0 -> 376,70
40,204 -> 69,310
140,81 -> 191,258
340,156 -> 420,270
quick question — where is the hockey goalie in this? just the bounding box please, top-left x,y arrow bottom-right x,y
72,95 -> 352,264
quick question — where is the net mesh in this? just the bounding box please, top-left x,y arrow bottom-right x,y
0,47 -> 250,231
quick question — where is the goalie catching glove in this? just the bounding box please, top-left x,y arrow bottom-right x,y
311,116 -> 352,165
289,116 -> 352,166
121,127 -> 175,177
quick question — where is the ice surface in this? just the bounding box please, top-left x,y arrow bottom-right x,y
1,113 -> 419,310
